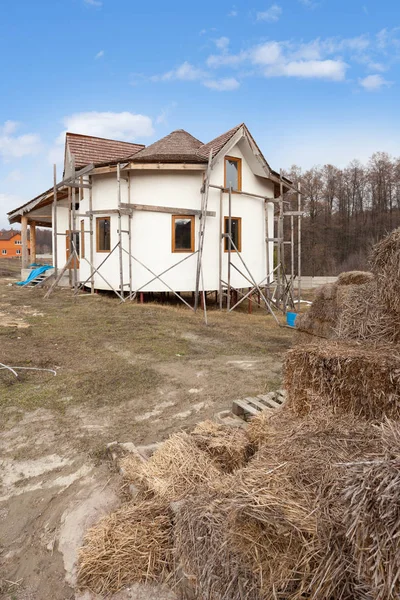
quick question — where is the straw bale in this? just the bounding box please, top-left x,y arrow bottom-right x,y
190,420 -> 250,472
295,283 -> 340,338
335,280 -> 400,344
370,227 -> 400,314
337,271 -> 375,286
77,500 -> 173,595
233,409 -> 381,599
285,341 -> 400,420
174,492 -> 262,600
342,420 -> 400,600
121,432 -> 223,502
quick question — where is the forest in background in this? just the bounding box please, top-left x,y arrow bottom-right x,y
284,152 -> 400,276
4,152 -> 400,275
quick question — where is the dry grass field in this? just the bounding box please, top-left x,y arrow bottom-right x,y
0,263 -> 295,600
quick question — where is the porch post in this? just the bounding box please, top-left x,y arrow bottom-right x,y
30,222 -> 37,264
21,215 -> 29,269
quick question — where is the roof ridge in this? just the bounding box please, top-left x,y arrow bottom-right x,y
66,132 -> 145,147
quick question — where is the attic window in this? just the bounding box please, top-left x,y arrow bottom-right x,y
172,216 -> 195,253
225,156 -> 242,192
15,240 -> 21,245
96,217 -> 110,252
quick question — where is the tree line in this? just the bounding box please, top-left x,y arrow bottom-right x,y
284,152 -> 400,276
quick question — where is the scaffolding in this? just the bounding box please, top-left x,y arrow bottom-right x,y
45,155 -> 304,323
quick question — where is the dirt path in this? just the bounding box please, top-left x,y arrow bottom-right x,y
0,278 -> 294,599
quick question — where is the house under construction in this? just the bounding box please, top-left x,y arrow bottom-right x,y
7,123 -> 302,316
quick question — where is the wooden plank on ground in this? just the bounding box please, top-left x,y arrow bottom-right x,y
257,394 -> 282,409
232,399 -> 259,418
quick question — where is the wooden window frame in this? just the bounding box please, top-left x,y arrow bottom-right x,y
2,249 -> 7,255
96,217 -> 111,253
172,215 -> 195,253
224,156 -> 242,192
224,216 -> 242,253
80,220 -> 85,259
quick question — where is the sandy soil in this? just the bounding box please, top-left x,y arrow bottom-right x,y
0,276 -> 295,599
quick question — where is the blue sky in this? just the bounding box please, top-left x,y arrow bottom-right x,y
1,0 -> 400,226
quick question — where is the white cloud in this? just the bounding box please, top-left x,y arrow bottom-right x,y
84,0 -> 102,6
0,122 -> 41,160
203,77 -> 240,91
267,59 -> 348,81
363,5 -> 369,15
215,36 -> 230,51
251,42 -> 282,65
56,111 -> 154,143
95,50 -> 104,59
0,193 -> 24,224
155,102 -> 178,125
6,169 -> 22,182
256,4 -> 282,22
228,6 -> 238,17
359,74 -> 392,91
153,61 -> 206,82
207,51 -> 248,68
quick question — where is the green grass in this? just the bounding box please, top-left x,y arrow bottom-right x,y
0,279 -> 294,419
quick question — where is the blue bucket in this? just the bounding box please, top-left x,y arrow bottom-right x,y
286,312 -> 297,328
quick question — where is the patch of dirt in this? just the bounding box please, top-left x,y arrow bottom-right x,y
0,278 -> 294,599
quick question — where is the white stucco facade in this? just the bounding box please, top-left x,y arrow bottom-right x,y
54,138 -> 276,294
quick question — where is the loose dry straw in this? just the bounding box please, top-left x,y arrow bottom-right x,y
77,500 -> 173,595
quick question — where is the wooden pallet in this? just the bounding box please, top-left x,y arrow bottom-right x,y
232,390 -> 286,420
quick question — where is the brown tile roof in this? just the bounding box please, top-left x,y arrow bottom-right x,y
0,229 -> 19,240
197,123 -> 243,160
130,129 -> 204,163
66,133 -> 145,169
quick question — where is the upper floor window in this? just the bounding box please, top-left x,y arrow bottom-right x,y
15,240 -> 21,245
224,156 -> 242,192
96,217 -> 110,252
16,249 -> 21,255
2,249 -> 7,255
172,215 -> 195,253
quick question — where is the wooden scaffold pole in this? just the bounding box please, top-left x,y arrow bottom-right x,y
194,150 -> 213,313
117,163 -> 124,300
297,181 -> 302,312
227,185 -> 232,311
53,164 -> 58,276
89,175 -> 94,294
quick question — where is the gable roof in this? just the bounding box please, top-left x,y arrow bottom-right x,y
66,133 -> 145,169
130,129 -> 204,163
197,123 -> 243,160
0,230 -> 19,240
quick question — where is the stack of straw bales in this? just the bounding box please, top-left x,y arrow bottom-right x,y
297,228 -> 400,344
78,229 -> 400,600
77,412 -> 400,599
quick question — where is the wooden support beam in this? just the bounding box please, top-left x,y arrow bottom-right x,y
21,215 -> 29,269
119,203 -> 216,217
64,182 -> 91,189
92,163 -> 206,175
30,222 -> 37,263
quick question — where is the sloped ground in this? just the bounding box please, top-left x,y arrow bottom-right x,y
0,275 -> 293,600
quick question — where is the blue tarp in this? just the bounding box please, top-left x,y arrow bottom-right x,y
16,265 -> 53,286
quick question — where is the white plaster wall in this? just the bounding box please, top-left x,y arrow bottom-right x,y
54,205 -> 70,270
56,142 -> 275,292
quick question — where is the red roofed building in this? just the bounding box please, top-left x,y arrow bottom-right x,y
0,229 -> 30,258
